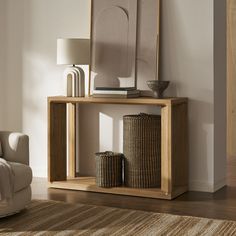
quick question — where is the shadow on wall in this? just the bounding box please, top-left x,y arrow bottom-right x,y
78,99 -> 214,180
159,0 -> 216,190
3,0 -> 25,131
188,99 -> 214,188
4,0 -> 92,177
78,104 -> 161,176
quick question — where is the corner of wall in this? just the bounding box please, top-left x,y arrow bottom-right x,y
213,0 -> 227,190
189,178 -> 226,193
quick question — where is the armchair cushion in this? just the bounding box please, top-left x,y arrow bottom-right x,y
8,162 -> 32,192
0,131 -> 31,217
0,132 -> 29,165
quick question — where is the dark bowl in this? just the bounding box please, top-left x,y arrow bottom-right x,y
147,80 -> 170,98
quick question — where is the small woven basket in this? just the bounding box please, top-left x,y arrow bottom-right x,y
123,113 -> 161,188
95,151 -> 123,188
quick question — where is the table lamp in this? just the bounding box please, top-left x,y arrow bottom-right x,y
57,38 -> 90,97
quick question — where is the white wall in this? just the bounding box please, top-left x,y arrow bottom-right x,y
213,0 -> 227,190
21,0 -> 92,175
161,0 -> 226,192
0,0 -> 6,129
79,104 -> 161,175
3,0 -> 25,131
161,0 -> 215,191
2,0 -> 91,175
0,0 -> 226,192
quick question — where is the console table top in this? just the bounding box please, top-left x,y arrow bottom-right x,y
48,96 -> 187,106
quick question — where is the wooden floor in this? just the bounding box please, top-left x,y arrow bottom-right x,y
32,156 -> 236,222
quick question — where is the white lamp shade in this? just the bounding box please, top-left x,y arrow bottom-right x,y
57,38 -> 90,65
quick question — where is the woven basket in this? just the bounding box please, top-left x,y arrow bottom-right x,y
95,151 -> 123,188
123,113 -> 161,188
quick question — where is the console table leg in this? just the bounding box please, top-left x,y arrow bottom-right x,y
161,104 -> 172,195
48,102 -> 67,182
68,103 -> 77,178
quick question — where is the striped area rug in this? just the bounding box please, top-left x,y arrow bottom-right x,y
0,200 -> 236,235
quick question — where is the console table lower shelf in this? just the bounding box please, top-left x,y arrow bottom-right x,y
48,177 -> 188,200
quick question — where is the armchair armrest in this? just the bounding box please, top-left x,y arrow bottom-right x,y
0,131 -> 29,165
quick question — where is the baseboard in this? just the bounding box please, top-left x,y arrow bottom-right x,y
32,168 -> 47,178
33,177 -> 47,182
213,178 -> 226,192
189,178 -> 226,192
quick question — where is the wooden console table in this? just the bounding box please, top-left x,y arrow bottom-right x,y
48,96 -> 188,200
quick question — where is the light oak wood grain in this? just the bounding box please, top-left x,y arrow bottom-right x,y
48,96 -> 187,106
48,97 -> 188,200
68,104 -> 76,178
161,104 -> 172,194
48,177 -> 187,200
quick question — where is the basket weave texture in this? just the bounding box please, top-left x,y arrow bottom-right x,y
95,152 -> 123,188
123,113 -> 161,188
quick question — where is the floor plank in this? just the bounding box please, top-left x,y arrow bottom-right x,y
32,181 -> 236,221
32,156 -> 236,222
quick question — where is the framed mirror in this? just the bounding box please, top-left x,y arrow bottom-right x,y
89,0 -> 161,96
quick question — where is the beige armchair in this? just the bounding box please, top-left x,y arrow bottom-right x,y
0,131 -> 32,217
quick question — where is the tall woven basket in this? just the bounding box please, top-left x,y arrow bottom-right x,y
123,113 -> 161,188
95,151 -> 123,188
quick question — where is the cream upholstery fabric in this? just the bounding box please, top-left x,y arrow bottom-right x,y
9,162 -> 32,192
0,187 -> 31,218
0,158 -> 14,205
0,131 -> 32,217
0,132 -> 29,165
